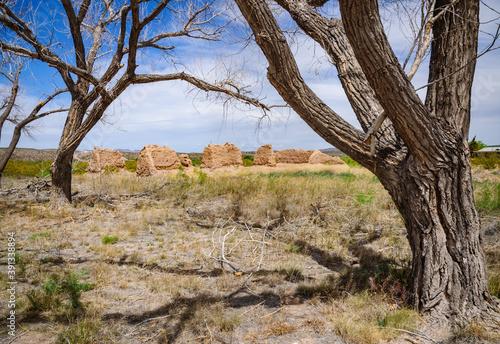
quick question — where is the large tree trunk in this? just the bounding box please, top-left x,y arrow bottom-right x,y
50,148 -> 74,206
377,152 -> 498,321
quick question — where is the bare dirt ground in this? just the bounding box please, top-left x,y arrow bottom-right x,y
0,164 -> 499,344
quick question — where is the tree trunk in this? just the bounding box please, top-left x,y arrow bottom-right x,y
377,152 -> 499,322
50,148 -> 74,206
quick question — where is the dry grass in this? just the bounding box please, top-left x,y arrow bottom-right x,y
0,164 -> 498,343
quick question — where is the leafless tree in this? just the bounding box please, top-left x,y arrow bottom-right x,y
0,0 -> 270,206
0,56 -> 68,188
233,0 -> 500,325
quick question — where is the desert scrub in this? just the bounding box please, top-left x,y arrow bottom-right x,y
101,235 -> 119,244
3,159 -> 52,178
57,318 -> 101,344
474,180 -> 500,215
72,161 -> 89,175
324,291 -> 421,344
26,269 -> 95,320
125,159 -> 137,172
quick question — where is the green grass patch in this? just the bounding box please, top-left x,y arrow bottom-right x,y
3,160 -> 52,178
101,235 -> 119,245
340,156 -> 360,167
125,159 -> 137,172
474,180 -> 500,215
72,161 -> 89,175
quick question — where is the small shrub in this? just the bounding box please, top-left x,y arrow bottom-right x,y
102,235 -> 119,245
103,166 -> 120,174
356,191 -> 375,205
243,158 -> 253,167
273,261 -> 303,280
453,321 -> 492,341
72,161 -> 89,175
27,270 -> 95,313
475,181 -> 500,215
471,155 -> 499,169
191,158 -> 202,167
489,272 -> 500,298
340,156 -> 360,167
57,318 -> 100,344
3,160 -> 53,178
194,168 -> 207,184
125,159 -> 137,172
283,243 -> 301,253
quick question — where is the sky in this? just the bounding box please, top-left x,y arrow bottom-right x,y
1,0 -> 499,153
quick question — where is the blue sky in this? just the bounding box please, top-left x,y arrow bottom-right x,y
1,0 -> 499,153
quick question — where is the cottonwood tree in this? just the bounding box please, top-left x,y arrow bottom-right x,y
0,0 -> 269,206
234,0 -> 500,324
0,56 -> 68,188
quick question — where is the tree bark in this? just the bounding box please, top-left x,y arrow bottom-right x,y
234,0 -> 500,323
376,153 -> 498,321
50,148 -> 74,206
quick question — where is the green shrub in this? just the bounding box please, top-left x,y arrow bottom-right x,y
102,235 -> 119,245
474,181 -> 500,215
3,160 -> 53,178
471,155 -> 499,169
243,158 -> 254,167
489,272 -> 500,298
191,158 -> 202,167
340,156 -> 360,167
125,159 -> 137,172
58,318 -> 100,344
72,161 -> 89,175
27,270 -> 94,312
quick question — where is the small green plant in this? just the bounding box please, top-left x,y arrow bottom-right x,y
72,161 -> 89,175
103,166 -> 120,174
273,261 -> 303,280
194,168 -> 207,184
125,159 -> 137,172
3,159 -> 53,178
283,243 -> 301,253
27,270 -> 95,312
243,158 -> 254,167
340,156 -> 360,167
102,235 -> 119,245
191,158 -> 202,167
356,191 -> 375,205
471,155 -> 499,169
178,165 -> 185,172
489,272 -> 500,298
475,181 -> 500,215
57,318 -> 100,344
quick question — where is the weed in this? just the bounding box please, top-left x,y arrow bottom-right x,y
356,192 -> 375,205
453,321 -> 492,341
194,168 -> 207,184
72,161 -> 89,175
283,243 -> 301,253
489,272 -> 500,298
27,270 -> 95,313
340,156 -> 360,167
242,158 -> 253,167
125,159 -> 137,172
57,318 -> 100,344
186,301 -> 241,334
471,155 -> 500,169
101,235 -> 119,245
272,261 -> 303,280
474,181 -> 500,215
191,158 -> 202,166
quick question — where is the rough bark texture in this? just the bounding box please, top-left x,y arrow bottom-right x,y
234,0 -> 499,323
